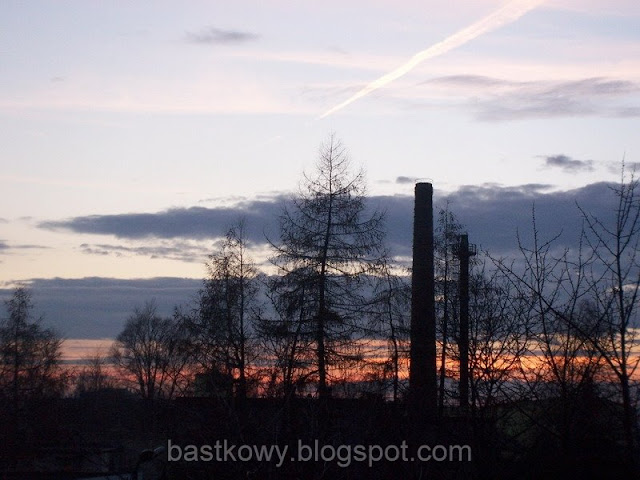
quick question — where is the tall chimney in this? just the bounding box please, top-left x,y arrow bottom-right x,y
410,182 -> 437,424
458,234 -> 476,409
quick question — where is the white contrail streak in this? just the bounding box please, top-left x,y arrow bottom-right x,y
320,0 -> 546,118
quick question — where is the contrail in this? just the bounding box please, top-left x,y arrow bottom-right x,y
320,0 -> 545,118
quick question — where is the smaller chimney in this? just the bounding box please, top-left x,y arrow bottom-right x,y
457,234 -> 476,408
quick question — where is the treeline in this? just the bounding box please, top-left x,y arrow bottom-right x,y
1,137 -> 639,477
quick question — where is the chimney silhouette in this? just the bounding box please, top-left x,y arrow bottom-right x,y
409,182 -> 437,424
457,233 -> 476,409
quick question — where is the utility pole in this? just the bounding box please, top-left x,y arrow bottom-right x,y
457,234 -> 476,409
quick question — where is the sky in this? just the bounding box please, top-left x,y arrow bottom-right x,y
1,0 -> 640,345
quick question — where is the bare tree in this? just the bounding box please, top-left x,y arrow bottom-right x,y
367,259 -> 410,402
194,220 -> 260,400
258,271 -> 317,399
433,205 -> 465,413
0,287 -> 65,467
74,352 -> 116,395
111,301 -> 193,400
578,167 -> 640,462
466,266 -> 530,410
491,171 -> 640,472
0,287 -> 64,403
269,135 -> 386,398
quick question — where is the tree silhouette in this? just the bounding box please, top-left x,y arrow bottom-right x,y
74,352 -> 116,395
111,301 -> 192,400
433,205 -> 465,413
0,287 -> 64,467
368,258 -> 410,402
491,168 -> 640,476
578,167 -> 640,465
193,220 -> 260,401
269,135 -> 386,398
0,287 -> 64,403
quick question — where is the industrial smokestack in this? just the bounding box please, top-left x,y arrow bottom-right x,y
410,182 -> 437,424
458,233 -> 476,409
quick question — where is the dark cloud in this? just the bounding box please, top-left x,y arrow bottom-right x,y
606,161 -> 640,175
15,244 -> 50,250
395,176 -> 417,184
377,182 -> 618,261
476,78 -> 640,121
39,182 -> 622,264
419,75 -> 640,121
543,155 -> 594,172
345,182 -> 615,264
78,241 -> 213,263
0,277 -> 202,339
0,240 -> 50,254
440,182 -> 618,255
8,182 -> 629,339
186,26 -> 260,45
39,197 -> 288,244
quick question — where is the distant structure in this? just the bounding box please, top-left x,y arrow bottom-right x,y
457,233 -> 476,408
409,182 -> 437,424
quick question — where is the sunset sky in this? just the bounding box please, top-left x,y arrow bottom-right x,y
1,0 -> 639,345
